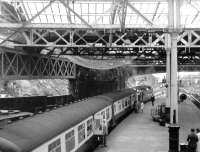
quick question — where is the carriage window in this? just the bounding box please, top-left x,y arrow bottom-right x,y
114,104 -> 116,113
94,118 -> 101,130
128,98 -> 131,105
101,111 -> 105,119
65,130 -> 75,152
87,119 -> 93,137
119,103 -> 122,110
122,100 -> 125,108
48,138 -> 61,152
78,123 -> 85,143
126,100 -> 127,107
106,108 -> 109,120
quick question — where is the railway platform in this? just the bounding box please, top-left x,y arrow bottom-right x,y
94,96 -> 200,152
179,96 -> 200,142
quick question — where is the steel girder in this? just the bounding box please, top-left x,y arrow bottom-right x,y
0,28 -> 167,48
2,27 -> 200,49
0,47 -> 76,80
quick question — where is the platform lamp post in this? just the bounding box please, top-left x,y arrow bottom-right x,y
167,0 -> 181,152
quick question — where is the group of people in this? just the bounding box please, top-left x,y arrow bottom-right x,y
187,128 -> 200,152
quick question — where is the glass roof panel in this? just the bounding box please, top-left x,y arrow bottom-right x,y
0,0 -> 199,28
96,3 -> 104,14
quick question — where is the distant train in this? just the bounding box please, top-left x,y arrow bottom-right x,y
0,95 -> 75,114
0,86 -> 154,152
0,85 -> 154,114
135,85 -> 154,103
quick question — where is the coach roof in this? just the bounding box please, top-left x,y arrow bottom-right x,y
0,95 -> 111,152
100,88 -> 135,101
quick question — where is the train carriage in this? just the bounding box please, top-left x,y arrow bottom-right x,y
100,89 -> 136,126
0,87 -> 152,152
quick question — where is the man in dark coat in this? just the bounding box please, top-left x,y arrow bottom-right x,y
151,96 -> 155,106
187,128 -> 199,152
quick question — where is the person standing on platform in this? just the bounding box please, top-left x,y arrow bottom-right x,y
102,120 -> 107,147
187,128 -> 199,152
151,96 -> 155,106
196,128 -> 200,152
140,102 -> 144,113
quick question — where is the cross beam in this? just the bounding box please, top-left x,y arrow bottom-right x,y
2,28 -> 200,49
0,47 -> 76,80
127,3 -> 154,26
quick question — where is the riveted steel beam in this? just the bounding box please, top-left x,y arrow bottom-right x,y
3,29 -> 200,48
0,47 -> 76,80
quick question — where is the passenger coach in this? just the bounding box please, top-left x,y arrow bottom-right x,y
0,87 -> 150,152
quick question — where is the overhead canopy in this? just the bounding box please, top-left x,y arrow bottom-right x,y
1,0 -> 199,28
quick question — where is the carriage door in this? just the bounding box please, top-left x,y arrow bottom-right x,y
137,92 -> 141,102
130,95 -> 134,109
94,114 -> 104,135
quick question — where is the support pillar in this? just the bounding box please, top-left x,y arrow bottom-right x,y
165,45 -> 171,124
165,33 -> 171,108
170,32 -> 178,125
168,0 -> 180,152
167,32 -> 180,152
169,125 -> 180,152
168,32 -> 179,152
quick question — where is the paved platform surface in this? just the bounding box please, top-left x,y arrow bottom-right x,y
94,97 -> 168,152
94,97 -> 200,152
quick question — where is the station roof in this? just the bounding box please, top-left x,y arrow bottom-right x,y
2,0 -> 200,28
1,0 -> 200,70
